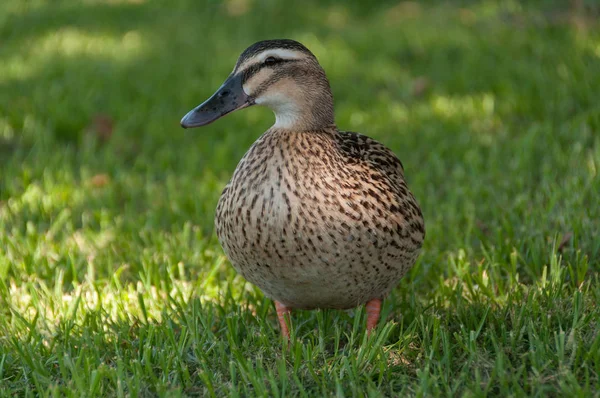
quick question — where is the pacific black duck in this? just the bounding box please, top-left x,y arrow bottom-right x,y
181,39 -> 425,339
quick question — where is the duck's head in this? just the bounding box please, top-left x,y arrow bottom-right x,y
181,39 -> 334,131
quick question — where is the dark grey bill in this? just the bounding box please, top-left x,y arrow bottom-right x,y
180,73 -> 254,128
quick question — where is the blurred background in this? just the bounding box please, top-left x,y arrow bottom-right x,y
1,0 -> 599,394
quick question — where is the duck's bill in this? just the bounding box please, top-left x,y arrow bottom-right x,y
180,73 -> 254,128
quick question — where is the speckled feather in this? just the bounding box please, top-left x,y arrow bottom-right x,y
215,127 -> 425,310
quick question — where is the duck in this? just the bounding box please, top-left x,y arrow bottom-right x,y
181,39 -> 425,339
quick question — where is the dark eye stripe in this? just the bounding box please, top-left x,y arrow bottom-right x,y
252,73 -> 285,98
241,58 -> 298,84
241,63 -> 263,84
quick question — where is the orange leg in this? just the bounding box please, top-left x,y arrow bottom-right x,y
275,301 -> 292,339
365,298 -> 382,334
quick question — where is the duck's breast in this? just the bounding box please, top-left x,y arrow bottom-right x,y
215,129 -> 424,309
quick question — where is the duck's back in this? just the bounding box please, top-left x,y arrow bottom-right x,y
215,128 -> 425,309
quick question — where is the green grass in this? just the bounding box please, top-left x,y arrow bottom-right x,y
1,0 -> 599,396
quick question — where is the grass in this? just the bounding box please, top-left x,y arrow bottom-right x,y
0,0 -> 599,396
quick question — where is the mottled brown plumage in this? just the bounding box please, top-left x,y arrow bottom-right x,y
181,39 -> 425,338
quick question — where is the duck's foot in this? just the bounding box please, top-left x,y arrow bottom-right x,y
365,298 -> 382,335
275,301 -> 292,340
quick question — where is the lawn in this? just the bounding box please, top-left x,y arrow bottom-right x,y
0,0 -> 599,396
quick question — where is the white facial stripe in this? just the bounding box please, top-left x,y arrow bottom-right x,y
236,48 -> 306,73
256,48 -> 304,62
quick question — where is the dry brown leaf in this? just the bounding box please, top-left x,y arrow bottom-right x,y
88,114 -> 114,142
411,76 -> 430,98
225,0 -> 252,17
557,232 -> 573,253
459,8 -> 476,25
90,174 -> 110,188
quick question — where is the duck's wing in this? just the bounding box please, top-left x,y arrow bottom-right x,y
336,130 -> 405,179
336,130 -> 425,241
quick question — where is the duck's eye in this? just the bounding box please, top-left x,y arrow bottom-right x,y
263,56 -> 278,65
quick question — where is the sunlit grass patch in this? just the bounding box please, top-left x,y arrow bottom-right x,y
0,28 -> 146,86
33,27 -> 146,59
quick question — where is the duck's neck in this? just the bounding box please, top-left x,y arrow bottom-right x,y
269,79 -> 335,131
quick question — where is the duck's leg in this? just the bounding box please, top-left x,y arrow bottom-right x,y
275,301 -> 292,339
365,298 -> 382,334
